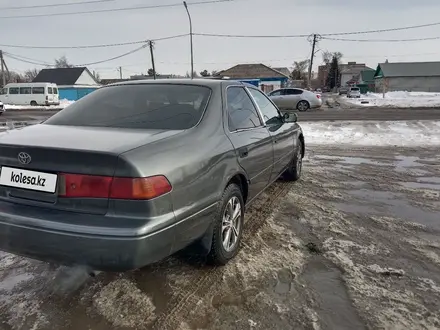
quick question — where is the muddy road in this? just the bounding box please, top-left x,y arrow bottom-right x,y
1,146 -> 440,330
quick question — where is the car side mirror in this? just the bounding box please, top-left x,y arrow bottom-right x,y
283,112 -> 297,123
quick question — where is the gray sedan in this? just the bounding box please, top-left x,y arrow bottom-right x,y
268,88 -> 322,111
0,79 -> 305,271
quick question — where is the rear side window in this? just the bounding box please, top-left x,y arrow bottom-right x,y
32,87 -> 45,94
45,84 -> 211,130
9,88 -> 19,95
20,87 -> 31,94
269,90 -> 282,96
48,87 -> 53,94
227,87 -> 262,131
285,89 -> 303,95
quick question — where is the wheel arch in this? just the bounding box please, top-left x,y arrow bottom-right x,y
224,171 -> 249,205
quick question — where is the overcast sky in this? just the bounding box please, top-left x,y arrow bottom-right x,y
1,0 -> 440,79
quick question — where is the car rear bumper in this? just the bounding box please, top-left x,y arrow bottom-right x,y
0,220 -> 175,272
0,202 -> 179,272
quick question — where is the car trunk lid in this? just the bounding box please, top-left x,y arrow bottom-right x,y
0,124 -> 181,214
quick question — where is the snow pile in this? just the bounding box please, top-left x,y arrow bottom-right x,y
345,91 -> 440,108
4,99 -> 74,111
301,120 -> 440,146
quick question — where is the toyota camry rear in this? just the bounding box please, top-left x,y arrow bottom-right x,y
0,82 -> 211,271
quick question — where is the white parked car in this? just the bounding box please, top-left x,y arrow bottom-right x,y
347,87 -> 361,98
0,82 -> 60,106
268,88 -> 322,111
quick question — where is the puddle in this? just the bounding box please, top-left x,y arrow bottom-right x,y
400,182 -> 440,191
394,156 -> 429,173
314,155 -> 390,167
303,257 -> 366,330
333,189 -> 440,230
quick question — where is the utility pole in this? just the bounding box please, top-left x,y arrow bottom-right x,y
148,40 -> 156,80
118,66 -> 123,79
308,34 -> 317,90
0,50 -> 5,87
183,1 -> 194,79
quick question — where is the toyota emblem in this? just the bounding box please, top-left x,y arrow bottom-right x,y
18,152 -> 32,165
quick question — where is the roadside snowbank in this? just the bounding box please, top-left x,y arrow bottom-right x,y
4,99 -> 74,111
301,120 -> 440,146
345,91 -> 440,108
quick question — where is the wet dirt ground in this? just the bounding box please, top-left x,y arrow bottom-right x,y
1,145 -> 440,330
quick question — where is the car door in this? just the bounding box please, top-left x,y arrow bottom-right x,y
225,85 -> 274,202
268,89 -> 284,109
284,88 -> 304,108
247,87 -> 296,180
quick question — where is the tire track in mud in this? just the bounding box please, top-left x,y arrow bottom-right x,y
152,181 -> 292,330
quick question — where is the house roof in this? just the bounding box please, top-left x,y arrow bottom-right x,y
375,61 -> 440,78
340,63 -> 373,75
360,70 -> 375,82
273,67 -> 291,76
33,67 -> 98,85
217,64 -> 289,79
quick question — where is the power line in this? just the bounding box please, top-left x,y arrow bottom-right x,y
193,21 -> 440,39
0,0 -> 114,10
193,32 -> 309,38
0,34 -> 188,49
321,36 -> 440,42
76,44 -> 148,66
4,45 -> 148,67
0,0 -> 235,19
321,21 -> 440,36
3,52 -> 52,66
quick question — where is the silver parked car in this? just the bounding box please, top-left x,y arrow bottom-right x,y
0,79 -> 305,271
268,88 -> 322,111
347,87 -> 361,98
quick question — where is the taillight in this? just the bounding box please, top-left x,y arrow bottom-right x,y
58,174 -> 171,200
316,94 -> 321,99
110,176 -> 172,200
46,95 -> 48,100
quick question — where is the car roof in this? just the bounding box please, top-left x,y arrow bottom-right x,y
108,78 -> 248,88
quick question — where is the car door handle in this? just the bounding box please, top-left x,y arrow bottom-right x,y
238,147 -> 249,158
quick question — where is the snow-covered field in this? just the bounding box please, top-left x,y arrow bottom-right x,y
345,91 -> 440,108
301,120 -> 440,146
3,99 -> 74,111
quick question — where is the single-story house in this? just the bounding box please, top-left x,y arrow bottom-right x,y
374,61 -> 440,93
357,69 -> 376,93
33,67 -> 101,101
340,62 -> 374,87
216,64 -> 290,93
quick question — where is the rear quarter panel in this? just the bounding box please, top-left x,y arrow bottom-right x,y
119,84 -> 236,247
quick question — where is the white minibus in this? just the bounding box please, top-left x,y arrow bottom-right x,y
0,83 -> 60,106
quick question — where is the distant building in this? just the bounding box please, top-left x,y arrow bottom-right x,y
33,67 -> 100,101
339,62 -> 374,86
318,65 -> 329,88
374,61 -> 440,93
216,63 -> 290,93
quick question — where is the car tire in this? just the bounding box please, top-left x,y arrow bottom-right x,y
284,139 -> 303,181
207,183 -> 244,266
30,101 -> 38,106
297,100 -> 310,112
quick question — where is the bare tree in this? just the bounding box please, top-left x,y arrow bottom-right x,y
55,55 -> 74,68
322,51 -> 343,65
200,69 -> 210,77
24,68 -> 40,82
290,60 -> 310,81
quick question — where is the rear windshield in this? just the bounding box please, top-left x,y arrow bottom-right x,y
351,88 -> 360,91
44,84 -> 211,130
